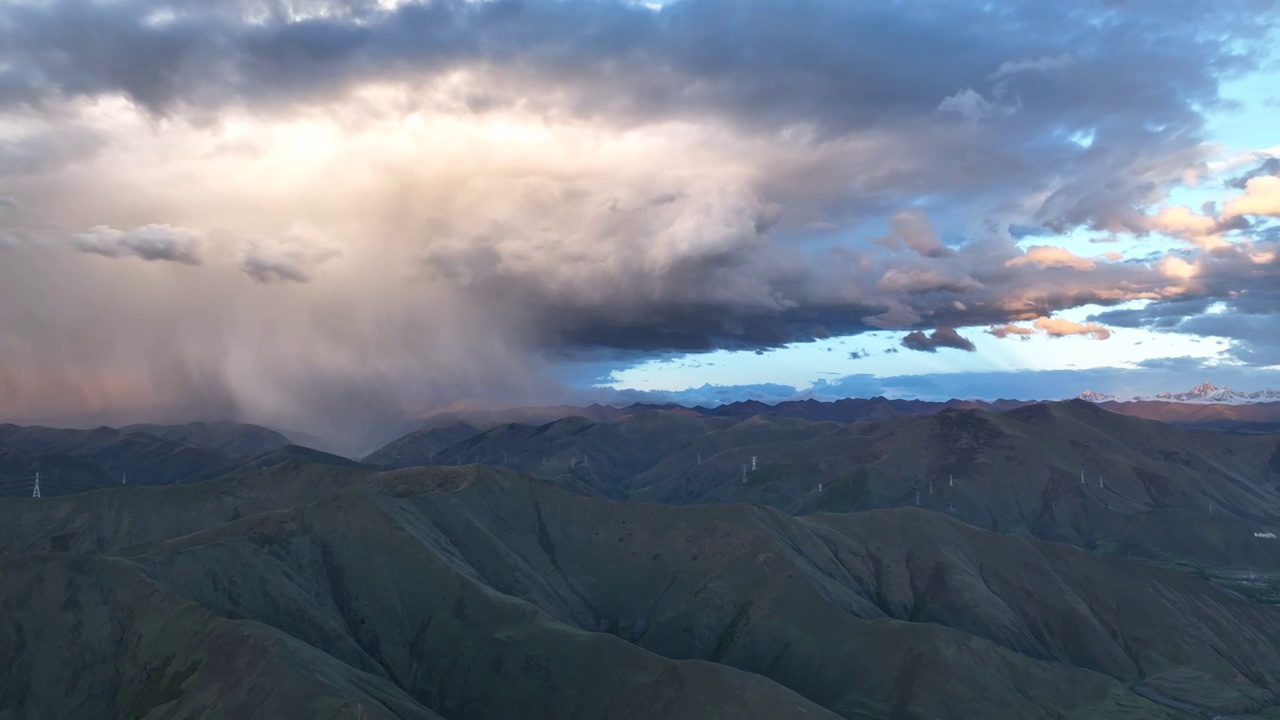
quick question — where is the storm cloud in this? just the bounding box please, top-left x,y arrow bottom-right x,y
0,0 -> 1278,447
901,327 -> 977,354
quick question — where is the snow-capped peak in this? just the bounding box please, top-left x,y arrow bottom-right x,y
1080,382 -> 1280,405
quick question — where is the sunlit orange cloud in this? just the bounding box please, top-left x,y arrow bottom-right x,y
1145,206 -> 1229,250
989,317 -> 1111,340
1156,256 -> 1199,280
1033,317 -> 1111,339
1004,246 -> 1096,271
1222,175 -> 1280,219
988,324 -> 1036,338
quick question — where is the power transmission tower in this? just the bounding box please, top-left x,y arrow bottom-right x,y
741,464 -> 747,484
751,456 -> 757,472
32,473 -> 40,499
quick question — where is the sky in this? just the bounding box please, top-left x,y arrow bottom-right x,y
1,0 -> 1279,449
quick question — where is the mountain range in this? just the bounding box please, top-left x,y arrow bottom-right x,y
368,400 -> 1280,575
5,400 -> 1280,717
418,390 -> 1280,438
1081,382 -> 1280,405
6,459 -> 1280,718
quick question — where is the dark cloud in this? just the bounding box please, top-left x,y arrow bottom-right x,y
4,2 -> 1273,353
241,256 -> 309,284
1090,298 -> 1216,330
875,211 -> 955,258
1090,248 -> 1280,365
1,0 -> 1269,245
1,0 -> 1278,445
901,327 -> 977,353
849,349 -> 869,360
1135,356 -> 1212,372
3,0 -> 1268,130
1009,223 -> 1053,240
1179,310 -> 1280,366
70,225 -> 203,265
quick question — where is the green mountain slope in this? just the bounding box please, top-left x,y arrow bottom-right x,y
0,424 -> 241,496
121,421 -> 294,457
403,402 -> 1280,571
4,462 -> 1280,718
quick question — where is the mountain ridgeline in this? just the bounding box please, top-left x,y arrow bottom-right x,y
0,421 -> 359,497
366,400 -> 1280,572
4,401 -> 1280,718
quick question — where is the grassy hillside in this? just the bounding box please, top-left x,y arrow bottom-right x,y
396,402 -> 1280,571
120,421 -> 295,457
364,421 -> 483,467
0,423 -> 359,498
0,424 -> 243,496
4,462 -> 1280,718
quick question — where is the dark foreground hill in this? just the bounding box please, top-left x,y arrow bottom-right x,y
4,461 -> 1280,719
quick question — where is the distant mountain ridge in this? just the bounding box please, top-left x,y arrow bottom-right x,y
411,392 -> 1280,442
0,421 -> 312,497
367,399 -> 1280,575
415,396 -> 1034,431
1081,382 -> 1280,405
